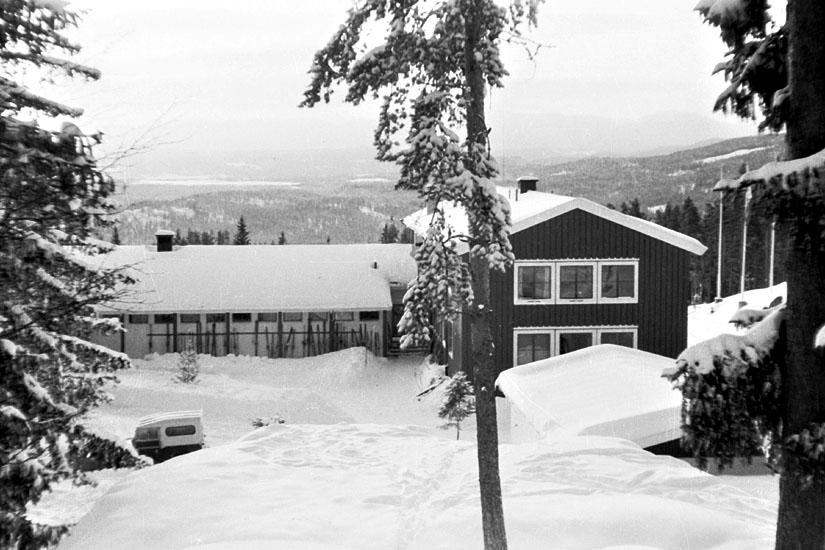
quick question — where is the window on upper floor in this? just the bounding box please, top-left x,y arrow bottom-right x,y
514,260 -> 638,305
517,263 -> 553,301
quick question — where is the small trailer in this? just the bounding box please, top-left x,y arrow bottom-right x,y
132,410 -> 204,463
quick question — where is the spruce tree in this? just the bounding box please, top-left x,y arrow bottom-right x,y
1,3 -> 136,547
233,216 -> 251,245
277,231 -> 287,245
671,2 -> 825,547
174,337 -> 200,384
302,3 -> 543,547
111,226 -> 121,245
439,372 -> 476,440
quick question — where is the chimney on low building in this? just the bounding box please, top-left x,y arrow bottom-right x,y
517,176 -> 538,194
155,229 -> 175,252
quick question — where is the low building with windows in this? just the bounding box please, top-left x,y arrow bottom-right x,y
91,239 -> 417,359
403,178 -> 707,378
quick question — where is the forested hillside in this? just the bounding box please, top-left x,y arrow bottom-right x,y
498,134 -> 784,208
111,134 -> 784,248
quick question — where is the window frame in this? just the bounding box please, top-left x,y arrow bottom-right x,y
179,314 -> 201,324
513,261 -> 554,305
556,328 -> 596,354
512,325 -> 638,367
555,261 -> 598,304
598,260 -> 639,304
282,312 -> 303,323
513,328 -> 556,367
598,327 -> 638,348
333,311 -> 355,322
513,259 -> 639,305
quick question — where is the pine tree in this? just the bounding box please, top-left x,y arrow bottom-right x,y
380,222 -> 399,243
233,216 -> 251,245
277,231 -> 287,245
301,3 -> 543,547
111,226 -> 121,245
201,230 -> 215,245
174,336 -> 199,384
186,228 -> 201,245
0,3 -> 137,547
677,3 -> 825,547
439,373 -> 476,440
216,229 -> 230,245
173,228 -> 187,246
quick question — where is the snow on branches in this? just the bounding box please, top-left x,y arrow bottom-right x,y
302,0 -> 531,347
1,2 -> 135,546
663,307 -> 784,469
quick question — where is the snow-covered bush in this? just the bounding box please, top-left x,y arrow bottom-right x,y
664,308 -> 784,470
174,337 -> 200,384
438,372 -> 475,440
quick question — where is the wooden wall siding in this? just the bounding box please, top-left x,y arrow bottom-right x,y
483,208 -> 691,376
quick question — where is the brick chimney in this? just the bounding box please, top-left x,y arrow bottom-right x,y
517,176 -> 538,194
155,230 -> 175,252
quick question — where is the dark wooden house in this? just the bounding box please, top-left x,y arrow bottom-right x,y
405,179 -> 707,378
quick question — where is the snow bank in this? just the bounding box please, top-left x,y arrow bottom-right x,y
687,282 -> 786,346
58,426 -> 775,550
496,345 -> 682,448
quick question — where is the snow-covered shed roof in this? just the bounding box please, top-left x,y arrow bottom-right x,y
93,244 -> 416,313
495,344 -> 682,448
403,187 -> 707,256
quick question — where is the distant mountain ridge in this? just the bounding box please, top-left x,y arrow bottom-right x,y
112,134 -> 785,245
498,133 -> 784,208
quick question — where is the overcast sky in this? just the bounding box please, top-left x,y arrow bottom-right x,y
58,0 -> 767,160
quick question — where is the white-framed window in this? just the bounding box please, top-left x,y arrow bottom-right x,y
513,326 -> 638,366
515,262 -> 553,304
514,328 -> 554,366
514,259 -> 638,305
598,327 -> 637,348
599,261 -> 638,303
557,261 -> 597,304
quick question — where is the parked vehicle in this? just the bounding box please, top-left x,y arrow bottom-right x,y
132,410 -> 204,463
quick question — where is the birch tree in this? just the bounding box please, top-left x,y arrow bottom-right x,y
301,1 -> 542,548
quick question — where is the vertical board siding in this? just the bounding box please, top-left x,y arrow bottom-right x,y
486,209 -> 694,377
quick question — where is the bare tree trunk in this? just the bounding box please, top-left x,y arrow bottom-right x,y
464,2 -> 507,549
775,0 -> 825,548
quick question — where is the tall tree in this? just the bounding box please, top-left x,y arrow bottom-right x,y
668,2 -> 825,548
380,221 -> 399,243
277,231 -> 287,245
0,2 -> 136,547
233,216 -> 251,245
301,2 -> 543,547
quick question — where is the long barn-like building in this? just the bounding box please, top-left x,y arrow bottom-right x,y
91,241 -> 417,359
403,178 -> 707,378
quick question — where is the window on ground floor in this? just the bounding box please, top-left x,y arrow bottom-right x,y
232,312 -> 252,323
179,314 -> 200,324
513,326 -> 638,366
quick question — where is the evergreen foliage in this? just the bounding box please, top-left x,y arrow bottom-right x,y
233,216 -> 251,245
687,2 -> 825,547
174,337 -> 200,384
380,221 -> 399,243
277,231 -> 287,245
0,2 -> 134,547
438,373 -> 475,440
111,226 -> 121,245
301,2 -> 544,547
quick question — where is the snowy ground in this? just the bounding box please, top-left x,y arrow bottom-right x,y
29,287 -> 788,549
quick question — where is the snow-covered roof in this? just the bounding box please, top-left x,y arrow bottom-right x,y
94,244 -> 417,313
403,187 -> 707,255
495,344 -> 683,448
